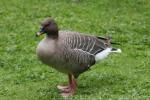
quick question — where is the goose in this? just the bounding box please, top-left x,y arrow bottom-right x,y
36,17 -> 121,97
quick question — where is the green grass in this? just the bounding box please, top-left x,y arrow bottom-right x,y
0,0 -> 150,99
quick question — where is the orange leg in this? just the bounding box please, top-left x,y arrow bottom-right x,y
57,74 -> 77,97
57,74 -> 71,91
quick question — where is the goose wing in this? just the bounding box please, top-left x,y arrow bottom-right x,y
63,32 -> 111,55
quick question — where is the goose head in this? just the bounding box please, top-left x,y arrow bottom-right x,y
36,18 -> 59,38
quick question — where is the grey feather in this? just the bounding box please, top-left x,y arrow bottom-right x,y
37,31 -> 111,77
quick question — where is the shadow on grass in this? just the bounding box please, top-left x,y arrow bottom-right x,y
78,73 -> 128,95
36,85 -> 65,100
35,73 -> 129,99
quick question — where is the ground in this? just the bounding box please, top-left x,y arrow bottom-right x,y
0,0 -> 150,100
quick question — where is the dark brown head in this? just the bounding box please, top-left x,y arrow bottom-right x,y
36,17 -> 58,38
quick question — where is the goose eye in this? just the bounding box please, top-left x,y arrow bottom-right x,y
40,27 -> 44,32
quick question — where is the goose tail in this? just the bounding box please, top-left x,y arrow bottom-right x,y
110,48 -> 122,53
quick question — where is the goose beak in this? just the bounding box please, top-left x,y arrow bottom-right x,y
36,31 -> 43,37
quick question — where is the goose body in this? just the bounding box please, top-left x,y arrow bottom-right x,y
36,18 -> 121,97
37,31 -> 121,77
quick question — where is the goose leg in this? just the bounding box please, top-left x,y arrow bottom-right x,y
57,74 -> 72,91
60,74 -> 77,97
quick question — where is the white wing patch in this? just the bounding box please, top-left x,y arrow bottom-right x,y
95,48 -> 112,62
95,48 -> 122,62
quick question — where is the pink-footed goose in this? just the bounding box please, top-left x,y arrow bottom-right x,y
36,18 -> 121,97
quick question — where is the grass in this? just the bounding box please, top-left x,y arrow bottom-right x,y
0,0 -> 150,99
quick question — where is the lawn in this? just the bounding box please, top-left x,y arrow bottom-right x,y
0,0 -> 150,99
